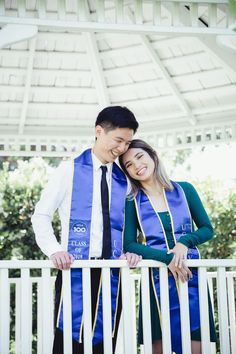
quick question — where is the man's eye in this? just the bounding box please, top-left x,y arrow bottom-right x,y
137,154 -> 143,159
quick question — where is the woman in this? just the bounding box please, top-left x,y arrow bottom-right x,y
119,139 -> 216,354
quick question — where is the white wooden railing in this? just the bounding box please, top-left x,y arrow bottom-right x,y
0,259 -> 236,354
0,1 -> 235,35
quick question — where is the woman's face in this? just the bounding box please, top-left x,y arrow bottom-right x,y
122,148 -> 155,182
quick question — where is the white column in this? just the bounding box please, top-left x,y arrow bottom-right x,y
198,267 -> 211,354
159,267 -> 172,354
217,267 -> 230,354
121,267 -> 136,354
82,267 -> 93,354
42,268 -> 53,353
20,268 -> 32,354
141,267 -> 152,354
227,273 -> 236,354
0,269 -> 10,354
102,268 -> 113,354
62,270 -> 73,354
179,280 -> 191,354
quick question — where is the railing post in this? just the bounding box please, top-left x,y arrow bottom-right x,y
82,267 -> 93,354
198,267 -> 211,354
62,269 -> 73,354
37,278 -> 43,354
20,268 -> 32,354
102,267 -> 113,354
0,269 -> 10,354
217,267 -> 230,354
159,267 -> 172,354
15,279 -> 21,354
42,268 -> 54,353
121,266 -> 136,354
227,272 -> 236,354
140,267 -> 152,354
179,280 -> 191,354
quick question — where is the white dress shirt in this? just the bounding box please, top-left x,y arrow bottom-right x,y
31,152 -> 114,258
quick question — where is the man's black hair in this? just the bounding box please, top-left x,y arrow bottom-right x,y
95,106 -> 139,133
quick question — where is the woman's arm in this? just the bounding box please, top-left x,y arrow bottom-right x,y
178,182 -> 214,248
123,199 -> 174,265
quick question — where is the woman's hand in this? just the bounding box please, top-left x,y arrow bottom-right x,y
168,257 -> 192,283
119,252 -> 142,267
168,242 -> 188,269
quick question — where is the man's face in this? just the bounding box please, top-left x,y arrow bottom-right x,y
94,126 -> 134,164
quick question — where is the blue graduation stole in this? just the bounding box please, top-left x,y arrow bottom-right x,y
135,182 -> 200,354
57,149 -> 127,344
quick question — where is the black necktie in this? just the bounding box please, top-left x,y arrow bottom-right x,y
100,166 -> 112,259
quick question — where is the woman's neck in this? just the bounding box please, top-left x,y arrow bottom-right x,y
141,178 -> 163,196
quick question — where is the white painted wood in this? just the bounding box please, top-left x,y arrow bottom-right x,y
227,273 -> 236,354
179,280 -> 191,354
190,3 -> 199,27
96,0 -> 105,23
42,268 -> 53,353
62,270 -> 73,354
208,3 -> 217,27
0,24 -> 37,49
0,1 -> 5,16
135,0 -> 143,25
77,0 -> 87,21
131,273 -> 140,353
84,32 -> 110,107
0,269 -> 10,354
121,267 -> 136,354
38,0 -> 46,19
82,268 -> 93,354
153,1 -> 161,25
58,0 -> 66,20
0,258 -> 236,270
37,279 -> 43,354
126,8 -> 197,126
217,267 -> 230,354
115,0 -> 124,24
19,36 -> 36,134
0,16 -> 234,35
172,2 -> 180,26
198,267 -> 211,354
18,0 -> 26,17
20,268 -> 32,354
140,267 -> 152,354
137,36 -> 196,125
102,268 -> 113,354
15,279 -> 21,354
159,267 -> 172,354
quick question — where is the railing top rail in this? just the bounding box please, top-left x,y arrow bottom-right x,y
0,259 -> 236,269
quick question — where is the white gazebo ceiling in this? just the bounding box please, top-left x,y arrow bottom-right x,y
0,0 -> 236,156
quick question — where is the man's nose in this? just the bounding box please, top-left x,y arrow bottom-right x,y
117,143 -> 127,154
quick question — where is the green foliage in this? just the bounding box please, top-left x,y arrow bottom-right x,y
195,180 -> 236,259
0,158 -> 61,260
229,0 -> 236,16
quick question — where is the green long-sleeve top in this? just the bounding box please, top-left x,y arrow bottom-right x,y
123,182 -> 214,265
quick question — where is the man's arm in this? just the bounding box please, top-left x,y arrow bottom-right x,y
31,161 -> 74,269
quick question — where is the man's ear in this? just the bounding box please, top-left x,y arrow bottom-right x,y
95,125 -> 103,138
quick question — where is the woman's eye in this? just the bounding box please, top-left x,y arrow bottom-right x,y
137,154 -> 143,159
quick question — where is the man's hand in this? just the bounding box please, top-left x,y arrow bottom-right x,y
50,251 -> 74,270
168,242 -> 188,269
168,258 -> 192,283
119,252 -> 142,267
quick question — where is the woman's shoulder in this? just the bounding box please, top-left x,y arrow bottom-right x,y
174,181 -> 197,195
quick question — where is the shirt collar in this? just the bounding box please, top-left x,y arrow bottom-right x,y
92,151 -> 113,175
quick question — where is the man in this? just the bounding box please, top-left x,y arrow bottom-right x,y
31,106 -> 141,354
